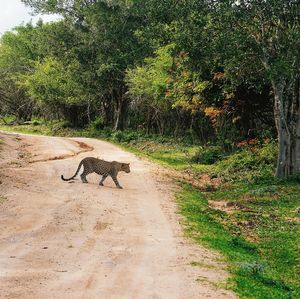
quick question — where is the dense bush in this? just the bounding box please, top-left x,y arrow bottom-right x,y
191,146 -> 225,164
215,142 -> 277,182
90,117 -> 105,130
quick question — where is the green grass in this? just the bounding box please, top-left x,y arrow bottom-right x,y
0,124 -> 49,135
178,183 -> 300,298
1,120 -> 300,298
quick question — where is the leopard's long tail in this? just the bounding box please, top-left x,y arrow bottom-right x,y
61,160 -> 83,181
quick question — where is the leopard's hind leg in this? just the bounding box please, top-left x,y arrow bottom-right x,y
80,168 -> 90,183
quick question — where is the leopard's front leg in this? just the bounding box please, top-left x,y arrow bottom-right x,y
111,175 -> 123,189
99,174 -> 108,186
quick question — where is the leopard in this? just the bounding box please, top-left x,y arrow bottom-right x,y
61,157 -> 130,189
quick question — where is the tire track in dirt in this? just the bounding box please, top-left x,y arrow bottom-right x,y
28,140 -> 94,164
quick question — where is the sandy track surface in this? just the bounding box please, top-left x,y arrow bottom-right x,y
0,132 -> 236,299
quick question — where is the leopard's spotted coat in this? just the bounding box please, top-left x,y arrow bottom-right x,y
61,157 -> 130,189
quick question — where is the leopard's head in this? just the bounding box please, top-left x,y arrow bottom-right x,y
121,163 -> 130,173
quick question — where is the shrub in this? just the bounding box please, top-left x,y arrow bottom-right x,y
100,127 -> 113,138
191,146 -> 224,164
257,141 -> 277,165
220,150 -> 258,172
111,130 -> 124,142
289,172 -> 300,183
121,131 -> 141,143
32,120 -> 40,126
90,117 -> 104,130
110,130 -> 149,143
211,142 -> 277,182
50,121 -> 76,136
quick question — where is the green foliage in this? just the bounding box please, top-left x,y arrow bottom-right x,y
0,115 -> 17,125
90,117 -> 105,130
4,0 -> 300,177
32,120 -> 40,126
191,146 -> 224,164
111,130 -> 149,143
126,44 -> 175,106
20,57 -> 84,106
0,25 -> 39,120
213,143 -> 277,182
188,141 -> 277,183
289,172 -> 300,183
127,43 -> 210,115
167,52 -> 210,113
0,25 -> 37,75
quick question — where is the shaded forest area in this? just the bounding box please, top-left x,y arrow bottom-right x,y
0,0 -> 300,177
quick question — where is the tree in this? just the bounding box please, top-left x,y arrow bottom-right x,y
20,57 -> 87,125
210,0 -> 300,178
16,0 -> 299,176
126,44 -> 175,134
0,25 -> 39,121
22,0 -> 150,130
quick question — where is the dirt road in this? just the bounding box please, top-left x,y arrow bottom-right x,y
0,132 -> 236,299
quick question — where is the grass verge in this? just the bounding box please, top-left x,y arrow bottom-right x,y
178,183 -> 300,298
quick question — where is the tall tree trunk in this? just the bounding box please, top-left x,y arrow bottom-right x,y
273,81 -> 291,177
67,105 -> 79,127
146,106 -> 151,134
87,97 -> 91,124
273,77 -> 300,178
113,88 -> 127,131
114,106 -> 121,131
102,99 -> 113,127
290,118 -> 300,174
112,86 -> 129,131
114,93 -> 123,131
290,72 -> 300,175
